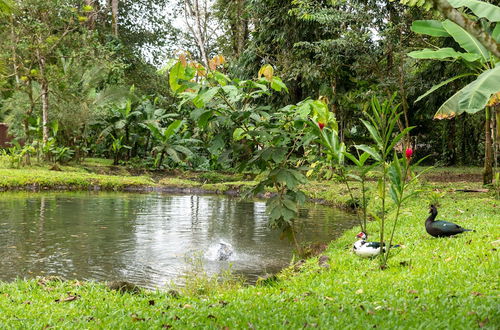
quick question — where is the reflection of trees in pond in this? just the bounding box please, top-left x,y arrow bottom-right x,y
0,193 -> 358,287
0,192 -> 143,281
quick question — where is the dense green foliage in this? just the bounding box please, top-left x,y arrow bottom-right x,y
0,0 -> 497,172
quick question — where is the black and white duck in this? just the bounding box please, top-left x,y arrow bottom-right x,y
425,205 -> 473,237
353,232 -> 384,258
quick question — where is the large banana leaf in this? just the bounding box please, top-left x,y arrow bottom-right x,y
414,73 -> 475,103
434,90 -> 463,119
408,48 -> 480,61
442,20 -> 490,62
448,0 -> 500,22
458,64 -> 500,112
434,65 -> 500,118
411,20 -> 450,37
493,24 -> 500,43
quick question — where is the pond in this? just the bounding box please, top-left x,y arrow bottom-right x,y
0,192 -> 357,289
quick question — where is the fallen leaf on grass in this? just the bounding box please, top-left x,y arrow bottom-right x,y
478,318 -> 489,328
22,300 -> 31,304
183,304 -> 193,309
324,296 -> 334,301
356,289 -> 364,294
408,290 -> 418,294
55,294 -> 79,303
471,291 -> 483,296
131,314 -> 145,322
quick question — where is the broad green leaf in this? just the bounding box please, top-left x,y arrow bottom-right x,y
411,20 -> 450,37
434,90 -> 463,119
192,87 -> 220,108
355,144 -> 382,162
458,65 -> 500,113
276,170 -> 297,189
347,173 -> 363,182
344,152 -> 362,167
389,185 -> 400,204
408,48 -> 480,62
360,119 -> 383,150
173,145 -> 194,157
232,128 -> 245,141
270,77 -> 288,93
271,148 -> 287,163
213,71 -> 231,86
442,20 -> 490,62
164,120 -> 183,139
448,0 -> 500,22
166,148 -> 181,163
493,24 -> 500,43
197,110 -> 214,128
169,62 -> 185,92
282,198 -> 298,213
414,73 -> 476,103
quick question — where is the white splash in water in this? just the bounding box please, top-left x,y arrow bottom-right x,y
205,240 -> 235,261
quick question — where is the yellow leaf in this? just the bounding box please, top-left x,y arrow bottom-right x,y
179,53 -> 187,67
355,288 -> 364,294
487,91 -> 500,107
258,64 -> 274,81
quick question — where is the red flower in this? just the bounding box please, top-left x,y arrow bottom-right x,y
405,148 -> 413,160
318,122 -> 325,130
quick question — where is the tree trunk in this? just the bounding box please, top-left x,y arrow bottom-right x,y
230,0 -> 248,58
493,106 -> 498,179
110,0 -> 119,36
184,0 -> 209,66
41,78 -> 49,144
10,16 -> 19,85
36,48 -> 49,143
483,107 -> 493,184
84,0 -> 96,30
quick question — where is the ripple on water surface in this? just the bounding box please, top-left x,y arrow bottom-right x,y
0,192 -> 357,288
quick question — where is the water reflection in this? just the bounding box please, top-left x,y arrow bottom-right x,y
0,192 -> 356,288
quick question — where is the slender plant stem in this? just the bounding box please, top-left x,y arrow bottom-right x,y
342,174 -> 364,232
380,161 -> 387,268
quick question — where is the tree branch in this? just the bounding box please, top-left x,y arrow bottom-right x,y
433,0 -> 500,58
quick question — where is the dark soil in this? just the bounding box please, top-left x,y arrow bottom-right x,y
421,172 -> 482,182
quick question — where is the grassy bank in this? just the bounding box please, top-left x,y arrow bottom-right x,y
0,159 -> 498,328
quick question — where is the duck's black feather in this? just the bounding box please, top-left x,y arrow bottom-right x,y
425,205 -> 473,237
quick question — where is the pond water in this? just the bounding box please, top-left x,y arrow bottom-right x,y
0,192 -> 356,288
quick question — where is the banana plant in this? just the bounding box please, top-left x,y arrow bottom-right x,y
408,0 -> 500,183
146,120 -> 197,168
409,16 -> 499,117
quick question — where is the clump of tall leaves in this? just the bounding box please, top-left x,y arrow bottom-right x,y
169,56 -> 318,251
308,103 -> 373,233
356,94 -> 426,268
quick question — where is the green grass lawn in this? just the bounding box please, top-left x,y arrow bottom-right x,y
0,158 -> 498,328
